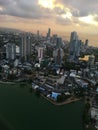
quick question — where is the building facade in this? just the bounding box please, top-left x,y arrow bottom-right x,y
38,47 -> 44,63
53,48 -> 64,66
20,33 -> 32,61
69,31 -> 81,63
6,43 -> 16,60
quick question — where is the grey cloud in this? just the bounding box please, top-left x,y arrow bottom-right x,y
56,15 -> 91,27
0,0 -> 52,19
54,7 -> 66,15
57,0 -> 98,17
56,16 -> 72,25
0,0 -> 12,6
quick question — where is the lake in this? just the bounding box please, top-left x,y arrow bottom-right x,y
0,84 -> 84,130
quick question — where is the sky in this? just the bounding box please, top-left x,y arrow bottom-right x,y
0,0 -> 98,46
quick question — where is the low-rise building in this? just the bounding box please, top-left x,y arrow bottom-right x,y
75,78 -> 88,88
91,107 -> 98,129
32,82 -> 39,90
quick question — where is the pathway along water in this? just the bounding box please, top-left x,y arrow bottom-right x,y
0,84 -> 85,130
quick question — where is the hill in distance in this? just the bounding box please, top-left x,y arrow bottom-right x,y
0,27 -> 24,33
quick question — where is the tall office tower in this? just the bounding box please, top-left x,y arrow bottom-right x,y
21,33 -> 26,60
37,30 -> 40,39
6,43 -> 16,60
38,47 -> 44,63
69,31 -> 80,63
47,28 -> 51,38
56,37 -> 63,48
20,33 -> 32,61
85,39 -> 88,49
53,48 -> 64,66
89,55 -> 95,66
85,39 -> 88,46
52,34 -> 58,43
11,44 -> 16,60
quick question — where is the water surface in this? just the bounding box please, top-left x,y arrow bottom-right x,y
0,84 -> 84,130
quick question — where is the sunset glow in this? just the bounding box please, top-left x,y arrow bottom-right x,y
61,12 -> 72,19
0,6 -> 3,11
79,15 -> 98,26
38,0 -> 55,9
0,0 -> 98,46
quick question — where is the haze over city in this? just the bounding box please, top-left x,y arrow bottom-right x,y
0,0 -> 98,46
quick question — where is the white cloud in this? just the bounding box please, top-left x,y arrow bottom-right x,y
79,15 -> 98,26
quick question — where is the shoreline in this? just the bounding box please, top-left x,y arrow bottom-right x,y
0,81 -> 81,106
41,94 -> 81,106
0,80 -> 16,84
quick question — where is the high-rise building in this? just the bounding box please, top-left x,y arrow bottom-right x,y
69,31 -> 81,62
84,39 -> 89,50
53,48 -> 64,66
85,39 -> 88,46
6,43 -> 16,60
38,47 -> 44,63
37,30 -> 40,39
56,37 -> 63,49
20,33 -> 32,61
47,28 -> 51,38
89,55 -> 95,66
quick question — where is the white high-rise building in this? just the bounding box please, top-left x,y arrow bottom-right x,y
38,47 -> 44,63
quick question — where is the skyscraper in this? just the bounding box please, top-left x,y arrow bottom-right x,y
69,31 -> 81,62
37,30 -> 40,39
53,48 -> 64,66
6,43 -> 16,60
56,37 -> 63,49
85,39 -> 88,46
89,55 -> 95,66
47,28 -> 51,38
84,39 -> 89,50
20,33 -> 32,61
38,47 -> 44,63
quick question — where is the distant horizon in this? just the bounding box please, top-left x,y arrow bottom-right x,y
0,26 -> 97,47
0,0 -> 98,47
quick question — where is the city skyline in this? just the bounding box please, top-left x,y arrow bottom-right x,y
0,0 -> 98,46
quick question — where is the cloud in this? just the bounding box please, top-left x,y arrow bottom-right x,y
54,7 -> 66,15
57,0 -> 98,17
0,0 -> 98,27
94,15 -> 98,21
0,0 -> 51,19
56,16 -> 72,25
